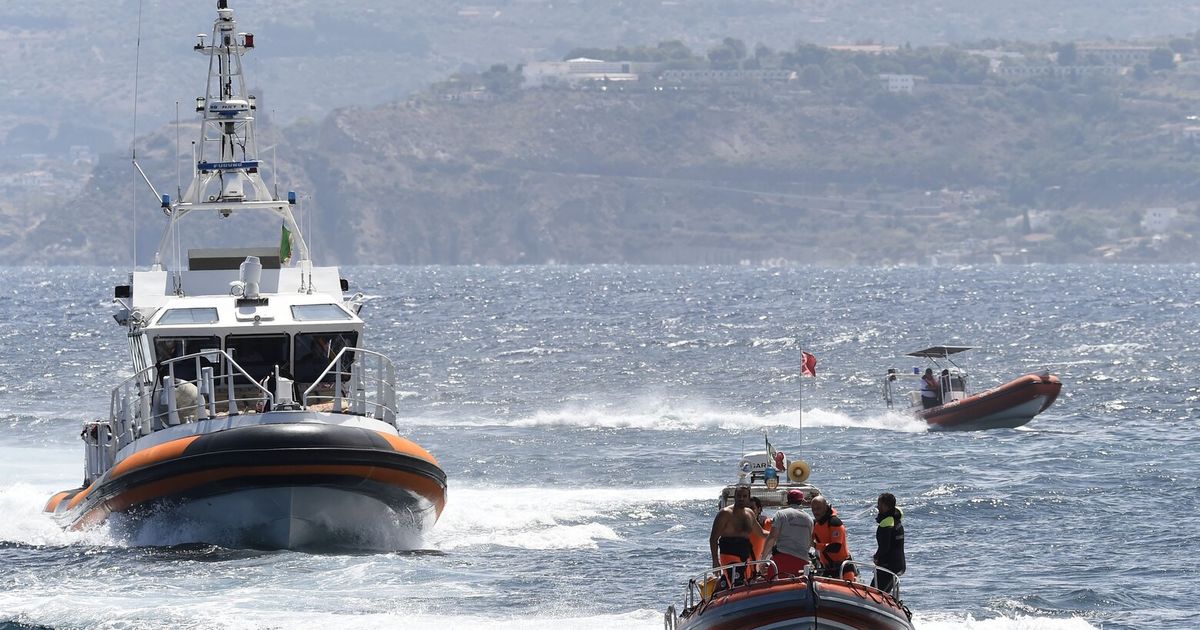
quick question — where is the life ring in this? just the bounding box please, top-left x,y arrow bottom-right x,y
787,459 -> 811,483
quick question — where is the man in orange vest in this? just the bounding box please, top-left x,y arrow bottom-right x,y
810,495 -> 857,581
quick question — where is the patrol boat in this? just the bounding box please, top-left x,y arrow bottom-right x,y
883,346 -> 1062,430
43,1 -> 446,551
665,448 -> 914,630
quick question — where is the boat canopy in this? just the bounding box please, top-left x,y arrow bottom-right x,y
907,345 -> 974,358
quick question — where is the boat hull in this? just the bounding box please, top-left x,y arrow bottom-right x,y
919,372 -> 1062,431
675,576 -> 913,630
45,420 -> 446,551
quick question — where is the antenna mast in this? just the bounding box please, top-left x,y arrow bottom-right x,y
147,0 -> 311,278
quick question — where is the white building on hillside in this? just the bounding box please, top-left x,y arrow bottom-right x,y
1142,207 -> 1178,234
878,73 -> 915,93
1075,44 -> 1155,66
523,58 -> 654,87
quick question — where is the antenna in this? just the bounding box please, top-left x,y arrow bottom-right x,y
798,346 -> 805,456
175,100 -> 182,198
272,130 -> 278,198
129,0 -> 145,268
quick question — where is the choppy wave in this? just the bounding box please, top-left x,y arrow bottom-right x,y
496,346 -> 566,358
2,265 -> 1195,629
750,336 -> 796,348
429,485 -> 715,551
912,614 -> 1099,629
1070,343 -> 1148,355
0,606 -> 665,630
0,483 -> 115,548
401,402 -> 928,433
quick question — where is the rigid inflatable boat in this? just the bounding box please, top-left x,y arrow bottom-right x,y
883,346 -> 1062,430
666,445 -> 914,630
44,1 -> 445,550
667,570 -> 913,630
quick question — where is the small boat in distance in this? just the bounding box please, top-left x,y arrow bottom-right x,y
664,446 -> 914,630
883,346 -> 1062,430
43,0 -> 446,551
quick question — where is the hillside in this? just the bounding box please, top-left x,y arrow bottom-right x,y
10,44 -> 1200,266
3,0 -> 1200,153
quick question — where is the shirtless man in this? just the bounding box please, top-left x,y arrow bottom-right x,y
709,485 -> 767,582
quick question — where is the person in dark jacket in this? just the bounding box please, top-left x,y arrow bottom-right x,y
872,492 -> 905,595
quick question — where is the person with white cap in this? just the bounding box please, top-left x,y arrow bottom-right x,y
761,488 -> 815,576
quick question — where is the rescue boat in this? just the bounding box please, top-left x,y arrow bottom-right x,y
43,1 -> 446,551
883,346 -> 1062,430
666,568 -> 914,630
665,446 -> 914,630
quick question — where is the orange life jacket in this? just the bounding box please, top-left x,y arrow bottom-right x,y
749,517 -> 772,562
812,508 -> 853,574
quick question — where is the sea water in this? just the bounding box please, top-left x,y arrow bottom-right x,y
1,265 -> 1196,630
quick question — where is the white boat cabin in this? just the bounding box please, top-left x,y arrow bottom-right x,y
116,247 -> 362,396
117,247 -> 360,393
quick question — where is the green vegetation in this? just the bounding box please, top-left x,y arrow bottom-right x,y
7,33 -> 1200,265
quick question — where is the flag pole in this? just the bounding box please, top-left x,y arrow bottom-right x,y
799,346 -> 804,456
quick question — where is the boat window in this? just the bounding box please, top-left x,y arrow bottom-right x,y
291,304 -> 353,321
293,332 -> 358,384
158,307 -> 220,325
153,336 -> 220,381
225,334 -> 291,382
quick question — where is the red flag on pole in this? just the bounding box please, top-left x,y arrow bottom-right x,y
801,351 -> 817,377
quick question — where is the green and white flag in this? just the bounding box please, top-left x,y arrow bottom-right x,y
280,223 -> 293,264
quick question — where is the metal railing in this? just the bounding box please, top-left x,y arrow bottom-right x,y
84,347 -> 400,483
81,420 -> 116,483
664,558 -> 905,625
883,369 -> 969,410
680,560 -> 781,611
86,349 -> 276,482
300,347 -> 397,425
108,349 -> 273,444
837,559 -> 904,600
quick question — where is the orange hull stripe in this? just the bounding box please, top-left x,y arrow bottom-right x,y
375,431 -> 440,466
109,436 -> 202,480
44,491 -> 72,513
66,481 -> 99,511
89,464 -> 446,522
68,432 -> 440,519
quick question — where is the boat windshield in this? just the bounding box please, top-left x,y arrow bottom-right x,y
154,335 -> 220,381
293,332 -> 358,385
225,333 -> 290,383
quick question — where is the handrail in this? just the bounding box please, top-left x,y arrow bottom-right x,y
115,349 -> 273,406
882,371 -> 920,409
681,559 -> 782,611
300,345 -> 355,405
299,346 -> 397,424
88,348 -> 277,483
668,558 -> 904,623
837,559 -> 903,600
89,346 -> 400,483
